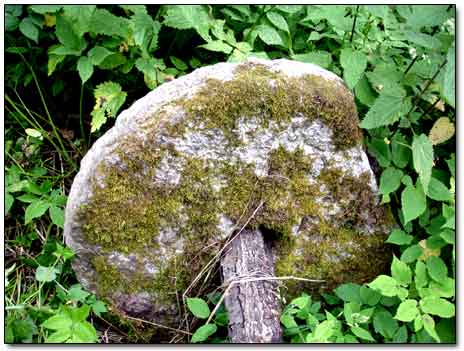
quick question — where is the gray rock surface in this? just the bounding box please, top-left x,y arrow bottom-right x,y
64,58 -> 393,334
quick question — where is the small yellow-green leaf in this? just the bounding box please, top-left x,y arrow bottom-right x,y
429,117 -> 455,145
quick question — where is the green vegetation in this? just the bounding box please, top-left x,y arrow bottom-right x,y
5,4 -> 455,344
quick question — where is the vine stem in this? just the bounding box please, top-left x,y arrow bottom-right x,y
350,5 -> 360,43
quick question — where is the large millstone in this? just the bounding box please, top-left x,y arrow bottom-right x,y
64,58 -> 394,342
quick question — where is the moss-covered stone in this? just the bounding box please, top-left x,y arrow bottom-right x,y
69,60 -> 393,327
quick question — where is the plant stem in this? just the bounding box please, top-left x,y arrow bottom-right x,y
404,55 -> 419,75
350,5 -> 360,43
79,84 -> 87,149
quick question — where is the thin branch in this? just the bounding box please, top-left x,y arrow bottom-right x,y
350,6 -> 360,43
404,55 -> 419,75
125,315 -> 192,335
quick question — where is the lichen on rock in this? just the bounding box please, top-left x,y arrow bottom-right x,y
64,58 -> 394,333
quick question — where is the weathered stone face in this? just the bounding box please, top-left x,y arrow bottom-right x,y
64,58 -> 393,329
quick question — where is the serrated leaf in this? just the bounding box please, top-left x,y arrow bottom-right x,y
256,25 -> 284,46
426,256 -> 447,282
198,40 -> 233,54
386,229 -> 413,246
89,8 -> 130,38
412,134 -> 434,192
429,117 -> 454,145
266,11 -> 289,32
25,200 -> 50,224
19,17 -> 39,43
87,46 -> 112,66
394,299 -> 418,322
186,297 -> 210,319
420,296 -> 455,318
191,323 -> 217,343
163,5 -> 211,41
360,93 -> 405,129
49,205 -> 64,228
77,56 -> 93,84
91,82 -> 127,132
340,48 -> 367,89
391,256 -> 412,286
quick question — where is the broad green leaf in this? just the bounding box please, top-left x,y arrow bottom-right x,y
87,46 -> 112,66
373,311 -> 398,339
391,132 -> 411,168
42,314 -> 72,330
163,5 -> 211,41
354,75 -> 376,107
56,15 -> 80,50
70,304 -> 91,323
396,5 -> 450,29
441,46 -> 455,108
366,138 -> 391,167
428,277 -> 455,298
422,314 -> 440,343
256,25 -> 284,46
280,313 -> 298,329
360,94 -> 404,129
186,297 -> 210,319
414,315 -> 423,332
169,56 -> 188,71
46,329 -> 71,343
19,17 -> 39,43
91,82 -> 127,132
442,204 -> 455,229
6,193 -> 14,214
394,299 -> 418,322
392,325 -> 408,342
91,300 -> 107,317
415,261 -> 428,289
291,51 -> 332,69
72,321 -> 97,342
67,285 -> 90,302
30,5 -> 63,14
400,244 -> 423,263
289,295 -> 310,309
401,184 -> 426,223
412,134 -> 434,192
334,283 -> 362,303
368,275 -> 398,297
426,256 -> 447,282
312,320 -> 336,342
340,48 -> 367,89
386,229 -> 413,246
77,56 -> 93,84
89,8 -> 130,38
191,323 -> 217,343
429,117 -> 455,145
47,54 -> 65,76
35,265 -> 59,282
266,11 -> 289,32
403,31 -> 442,50
11,318 -> 38,343
350,326 -> 375,342
62,5 -> 96,36
391,256 -> 412,286
276,5 -> 303,13
25,200 -> 50,224
427,177 -> 451,202
360,286 -> 381,306
379,167 -> 403,197
49,205 -> 64,228
440,229 -> 455,245
198,40 -> 233,54
135,57 -> 165,89
420,296 -> 455,318
98,53 -> 127,70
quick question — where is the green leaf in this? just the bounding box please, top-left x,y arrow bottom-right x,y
441,45 -> 455,107
6,193 -> 14,214
391,132 -> 411,168
440,229 -> 455,245
360,286 -> 381,306
391,256 -> 412,286
426,256 -> 447,283
373,311 -> 398,339
87,46 -> 112,66
25,200 -> 50,224
334,283 -> 362,303
135,57 -> 165,89
392,325 -> 408,342
46,328 -> 71,343
56,15 -> 80,50
394,299 -> 418,322
280,313 -> 298,329
427,177 -> 451,202
422,314 -> 440,343
400,244 -> 423,263
266,11 -> 289,32
91,82 -> 127,132
198,40 -> 233,54
428,117 -> 455,146
289,295 -> 310,309
48,54 -> 65,76
98,53 -> 127,70
368,275 -> 398,297
354,75 -> 376,107
91,300 -> 107,317
89,8 -> 130,38
401,184 -> 426,223
256,25 -> 284,46
67,285 -> 90,302
49,205 -> 64,228
191,323 -> 217,343
291,51 -> 332,69
42,314 -> 72,330
73,321 -> 97,342
30,5 -> 63,14
412,134 -> 434,192
360,93 -> 405,129
77,56 -> 93,84
186,297 -> 210,319
312,320 -> 336,342
420,296 -> 455,318
379,167 -> 403,197
35,265 -> 59,282
340,48 -> 367,89
11,318 -> 38,343
415,261 -> 428,289
19,17 -> 39,43
163,5 -> 211,41
169,56 -> 188,71
350,326 -> 375,342
386,229 -> 413,246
